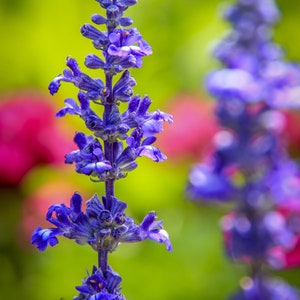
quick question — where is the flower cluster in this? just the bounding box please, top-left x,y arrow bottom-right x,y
188,0 -> 300,298
32,192 -> 172,253
31,0 -> 172,299
49,26 -> 172,182
74,265 -> 125,300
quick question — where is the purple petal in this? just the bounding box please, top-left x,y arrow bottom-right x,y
109,32 -> 120,44
138,39 -> 152,55
141,136 -> 156,146
65,150 -> 79,164
137,96 -> 151,115
66,57 -> 81,76
154,110 -> 173,123
49,77 -> 62,95
148,229 -> 173,252
81,162 -> 112,174
85,54 -> 105,69
56,98 -> 81,117
137,146 -> 167,162
119,17 -> 133,27
91,14 -> 107,25
78,92 -> 90,110
81,24 -> 104,40
127,96 -> 139,112
140,212 -> 172,251
31,227 -> 60,251
70,193 -> 83,214
142,119 -> 163,135
140,212 -> 156,232
74,132 -> 88,150
108,45 -> 131,57
188,165 -> 233,201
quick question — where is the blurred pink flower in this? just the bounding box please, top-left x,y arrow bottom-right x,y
269,202 -> 300,269
283,111 -> 300,158
158,93 -> 218,160
0,90 -> 73,186
280,237 -> 300,268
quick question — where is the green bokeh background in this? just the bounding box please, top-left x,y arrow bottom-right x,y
1,0 -> 300,299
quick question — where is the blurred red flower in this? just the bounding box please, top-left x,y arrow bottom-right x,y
0,90 -> 73,186
283,110 -> 300,158
158,93 -> 219,160
270,202 -> 300,269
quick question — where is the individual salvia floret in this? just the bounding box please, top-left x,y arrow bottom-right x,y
65,132 -> 112,179
107,28 -> 152,66
112,70 -> 136,102
81,23 -> 109,50
126,128 -> 167,162
49,57 -> 110,102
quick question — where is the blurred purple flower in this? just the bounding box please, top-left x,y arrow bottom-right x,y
230,276 -> 299,300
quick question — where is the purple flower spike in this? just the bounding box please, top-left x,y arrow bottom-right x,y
42,0 -> 172,298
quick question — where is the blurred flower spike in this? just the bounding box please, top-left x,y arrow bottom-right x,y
187,0 -> 300,298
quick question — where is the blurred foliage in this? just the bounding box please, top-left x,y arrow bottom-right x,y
1,0 -> 300,299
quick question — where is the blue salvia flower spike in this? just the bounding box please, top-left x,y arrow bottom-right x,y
32,1 -> 172,299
